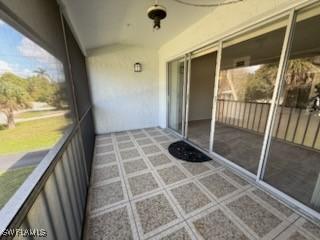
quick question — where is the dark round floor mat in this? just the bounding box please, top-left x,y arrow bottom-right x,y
168,141 -> 212,162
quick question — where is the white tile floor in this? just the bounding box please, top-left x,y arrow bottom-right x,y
83,127 -> 320,240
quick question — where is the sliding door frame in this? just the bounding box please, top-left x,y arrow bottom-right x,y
209,41 -> 222,153
185,46 -> 219,149
181,55 -> 188,137
184,53 -> 192,139
166,0 -> 320,222
256,10 -> 296,180
166,56 -> 187,137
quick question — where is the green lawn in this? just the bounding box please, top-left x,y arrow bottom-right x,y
15,110 -> 58,119
0,116 -> 71,155
0,166 -> 35,209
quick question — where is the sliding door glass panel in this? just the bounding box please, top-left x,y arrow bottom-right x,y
168,58 -> 185,134
263,4 -> 320,211
212,17 -> 288,174
187,51 -> 216,150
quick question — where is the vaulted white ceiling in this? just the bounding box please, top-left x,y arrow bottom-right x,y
60,0 -> 215,51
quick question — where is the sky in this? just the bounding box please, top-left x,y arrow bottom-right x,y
0,18 -> 64,82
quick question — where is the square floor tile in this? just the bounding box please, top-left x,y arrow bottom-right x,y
301,220 -> 320,239
148,130 -> 163,136
90,181 -> 124,210
128,173 -> 160,196
159,227 -> 192,240
116,135 -> 131,142
142,145 -> 161,155
168,134 -> 179,140
199,173 -> 238,199
148,153 -> 172,167
208,160 -> 221,168
252,189 -> 293,217
226,195 -> 282,237
157,165 -> 187,185
170,182 -> 212,214
136,138 -> 153,146
133,133 -> 147,139
286,232 -> 308,240
87,206 -> 135,240
120,149 -> 140,160
135,193 -> 178,234
123,159 -> 148,175
96,138 -> 112,145
162,129 -> 172,134
118,141 -> 135,150
96,145 -> 114,154
95,153 -> 117,166
222,169 -> 248,186
181,162 -> 211,176
160,142 -> 172,150
153,135 -> 170,142
93,165 -> 119,183
274,227 -> 308,240
191,208 -> 249,240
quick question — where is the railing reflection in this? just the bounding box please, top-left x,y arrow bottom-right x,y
216,99 -> 320,150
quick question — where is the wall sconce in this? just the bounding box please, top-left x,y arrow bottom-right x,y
134,62 -> 142,72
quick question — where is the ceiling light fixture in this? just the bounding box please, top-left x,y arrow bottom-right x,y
147,0 -> 244,30
147,1 -> 167,30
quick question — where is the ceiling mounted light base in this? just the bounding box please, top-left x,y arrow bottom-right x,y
147,4 -> 167,30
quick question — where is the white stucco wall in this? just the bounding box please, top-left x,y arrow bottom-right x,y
158,0 -> 301,128
86,44 -> 158,134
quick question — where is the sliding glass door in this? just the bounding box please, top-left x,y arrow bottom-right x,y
263,4 -> 320,211
168,57 -> 186,134
166,1 -> 320,219
186,50 -> 217,150
212,17 -> 289,174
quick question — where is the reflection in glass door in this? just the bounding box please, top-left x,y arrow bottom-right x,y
187,51 -> 217,150
212,17 -> 288,174
168,58 -> 185,134
263,4 -> 320,211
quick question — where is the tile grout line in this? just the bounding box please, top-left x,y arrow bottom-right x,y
140,129 -> 247,239
140,129 -> 216,239
128,129 -> 184,239
270,217 -> 301,240
132,129 -> 201,239
138,129 -> 200,240
113,131 -> 142,240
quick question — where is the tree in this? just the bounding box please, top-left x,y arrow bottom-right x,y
27,75 -> 56,103
244,58 -> 319,107
282,59 -> 317,108
49,82 -> 68,109
245,63 -> 278,101
0,75 -> 31,128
